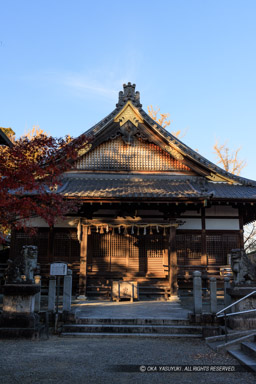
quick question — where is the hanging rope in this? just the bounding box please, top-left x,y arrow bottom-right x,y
84,222 -> 180,235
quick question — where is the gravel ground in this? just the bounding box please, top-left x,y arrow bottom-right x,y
0,336 -> 255,384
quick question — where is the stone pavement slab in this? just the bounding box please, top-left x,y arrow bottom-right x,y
72,299 -> 191,320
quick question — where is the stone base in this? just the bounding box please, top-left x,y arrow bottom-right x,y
228,316 -> 256,330
0,327 -> 42,340
3,284 -> 40,314
0,284 -> 45,339
0,312 -> 39,328
188,312 -> 221,325
227,286 -> 256,330
0,312 -> 46,339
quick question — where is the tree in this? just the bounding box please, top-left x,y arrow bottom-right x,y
0,127 -> 15,143
213,141 -> 246,175
213,140 -> 256,252
22,125 -> 49,140
147,106 -> 182,138
0,133 -> 90,241
244,225 -> 256,253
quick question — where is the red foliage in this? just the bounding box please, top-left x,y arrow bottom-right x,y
0,134 -> 91,238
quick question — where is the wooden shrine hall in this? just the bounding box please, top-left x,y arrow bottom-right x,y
10,83 -> 256,299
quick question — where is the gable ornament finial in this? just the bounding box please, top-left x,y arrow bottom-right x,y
116,82 -> 142,108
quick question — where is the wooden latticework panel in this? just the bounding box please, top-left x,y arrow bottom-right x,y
11,230 -> 48,264
53,230 -> 80,264
206,234 -> 240,265
75,137 -> 190,171
10,229 -> 80,293
87,231 -> 167,276
176,233 -> 202,265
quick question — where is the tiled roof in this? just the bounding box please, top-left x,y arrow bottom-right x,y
58,174 -> 202,199
58,174 -> 256,200
77,83 -> 256,187
209,183 -> 256,199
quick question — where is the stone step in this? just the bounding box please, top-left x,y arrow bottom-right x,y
206,331 -> 256,352
227,348 -> 256,372
62,324 -> 202,334
61,332 -> 202,339
76,317 -> 190,325
241,341 -> 256,358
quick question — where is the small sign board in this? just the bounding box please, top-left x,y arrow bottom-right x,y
50,262 -> 68,276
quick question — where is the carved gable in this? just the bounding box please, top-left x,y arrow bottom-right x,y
75,137 -> 191,172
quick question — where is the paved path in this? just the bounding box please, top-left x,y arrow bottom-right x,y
72,299 -> 191,319
0,337 -> 254,384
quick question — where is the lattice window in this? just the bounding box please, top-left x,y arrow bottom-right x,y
87,231 -> 166,275
11,231 -> 48,262
75,137 -> 190,171
53,230 -> 80,263
88,232 -> 131,258
143,235 -> 167,258
176,234 -> 202,265
206,234 -> 240,265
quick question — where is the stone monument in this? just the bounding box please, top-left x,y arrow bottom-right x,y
0,245 -> 42,339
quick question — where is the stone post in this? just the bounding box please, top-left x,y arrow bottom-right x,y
224,277 -> 231,306
193,271 -> 202,314
210,277 -> 217,314
130,283 -> 134,303
34,275 -> 41,312
48,277 -> 56,312
63,269 -> 72,312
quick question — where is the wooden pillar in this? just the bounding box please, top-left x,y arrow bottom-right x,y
79,225 -> 88,298
168,226 -> 178,296
239,208 -> 244,249
47,226 -> 54,262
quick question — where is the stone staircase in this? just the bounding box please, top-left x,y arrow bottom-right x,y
61,317 -> 203,338
227,334 -> 256,372
206,330 -> 256,372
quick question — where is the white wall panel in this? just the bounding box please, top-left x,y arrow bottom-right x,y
205,218 -> 239,230
26,217 -> 77,228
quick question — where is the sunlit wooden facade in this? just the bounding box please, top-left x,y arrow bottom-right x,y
10,83 -> 256,298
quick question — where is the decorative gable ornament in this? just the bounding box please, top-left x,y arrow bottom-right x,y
164,145 -> 184,161
77,144 -> 92,157
114,101 -> 144,145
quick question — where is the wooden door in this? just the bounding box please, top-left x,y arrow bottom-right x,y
87,231 -> 167,277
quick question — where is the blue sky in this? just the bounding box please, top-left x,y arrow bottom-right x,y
1,0 -> 256,179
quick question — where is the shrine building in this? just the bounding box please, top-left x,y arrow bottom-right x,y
10,83 -> 256,298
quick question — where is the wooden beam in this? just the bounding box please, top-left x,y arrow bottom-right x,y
239,208 -> 244,249
79,225 -> 88,297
